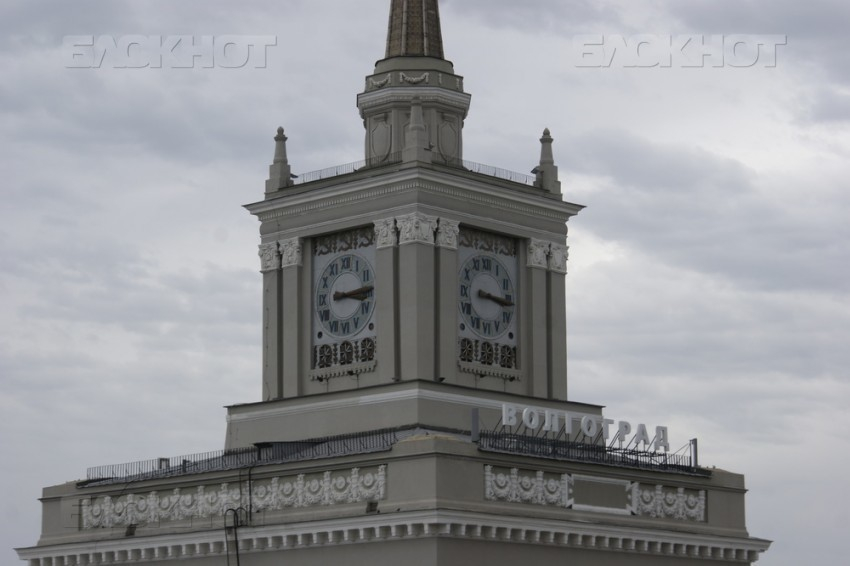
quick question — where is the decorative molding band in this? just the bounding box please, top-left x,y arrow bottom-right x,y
485,467 -> 706,523
20,509 -> 768,566
279,237 -> 302,268
258,242 -> 280,273
81,466 -> 386,529
528,239 -> 550,269
397,212 -> 437,245
310,360 -> 377,382
458,361 -> 523,382
374,217 -> 397,249
435,218 -> 460,249
549,242 -> 569,274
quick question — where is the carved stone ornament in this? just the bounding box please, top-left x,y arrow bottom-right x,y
484,466 -> 705,523
400,71 -> 429,85
374,217 -> 397,249
279,237 -> 303,268
258,242 -> 280,273
435,218 -> 460,249
549,242 -> 569,274
527,239 -> 550,269
369,73 -> 392,89
397,212 -> 437,245
82,465 -> 387,529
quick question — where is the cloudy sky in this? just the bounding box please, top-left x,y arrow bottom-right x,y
2,0 -> 848,564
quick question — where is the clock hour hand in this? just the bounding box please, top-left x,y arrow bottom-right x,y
333,285 -> 374,301
478,289 -> 514,307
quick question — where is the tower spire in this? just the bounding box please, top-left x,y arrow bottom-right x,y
385,0 -> 444,59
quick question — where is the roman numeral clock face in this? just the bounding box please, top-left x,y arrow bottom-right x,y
316,254 -> 375,338
311,228 -> 377,372
459,255 -> 515,339
457,229 -> 519,371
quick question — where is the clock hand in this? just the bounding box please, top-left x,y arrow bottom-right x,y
333,285 -> 374,301
478,289 -> 514,307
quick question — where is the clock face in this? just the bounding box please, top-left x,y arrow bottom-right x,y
458,254 -> 515,339
315,253 -> 375,338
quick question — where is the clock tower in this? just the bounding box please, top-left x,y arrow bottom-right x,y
233,0 -> 582,446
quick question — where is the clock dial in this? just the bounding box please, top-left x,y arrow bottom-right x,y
458,254 -> 515,339
316,253 -> 375,338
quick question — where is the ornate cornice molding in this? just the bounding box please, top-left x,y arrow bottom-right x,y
435,218 -> 460,249
258,242 -> 280,273
397,212 -> 437,245
252,180 -> 577,226
279,237 -> 302,268
19,508 -> 768,566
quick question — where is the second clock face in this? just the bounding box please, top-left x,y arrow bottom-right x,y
315,253 -> 375,338
458,254 -> 516,339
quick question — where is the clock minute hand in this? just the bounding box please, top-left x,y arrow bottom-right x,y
478,289 -> 514,307
333,285 -> 374,301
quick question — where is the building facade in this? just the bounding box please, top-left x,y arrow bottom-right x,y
17,1 -> 770,564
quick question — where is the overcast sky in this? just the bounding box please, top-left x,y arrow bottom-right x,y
2,1 -> 848,564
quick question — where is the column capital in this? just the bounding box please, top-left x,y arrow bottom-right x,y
279,237 -> 302,268
527,239 -> 550,269
397,212 -> 437,245
258,242 -> 280,273
435,218 -> 460,249
374,217 -> 397,249
549,243 -> 569,274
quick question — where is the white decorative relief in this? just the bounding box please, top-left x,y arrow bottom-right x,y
549,243 -> 569,274
484,466 -> 572,508
279,237 -> 302,268
259,242 -> 280,273
629,483 -> 706,522
369,73 -> 391,89
485,467 -> 706,523
374,217 -> 397,249
527,239 -> 550,269
397,212 -> 437,245
435,218 -> 460,249
400,72 -> 429,85
82,466 -> 386,529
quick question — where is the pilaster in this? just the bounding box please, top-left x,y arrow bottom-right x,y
527,239 -> 550,398
375,218 -> 399,381
280,237 -> 303,398
548,242 -> 569,400
435,218 -> 460,381
397,212 -> 438,381
259,242 -> 283,400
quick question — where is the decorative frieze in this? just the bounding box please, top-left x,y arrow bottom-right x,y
400,71 -> 429,85
459,227 -> 516,256
629,483 -> 706,522
374,217 -> 397,249
397,212 -> 437,245
82,466 -> 386,529
485,467 -> 706,523
484,466 -> 572,508
435,218 -> 460,249
258,243 -> 280,273
279,237 -> 303,268
314,227 -> 375,256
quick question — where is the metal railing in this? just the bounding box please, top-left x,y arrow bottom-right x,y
86,428 -> 400,485
291,154 -> 537,187
477,432 -> 706,475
